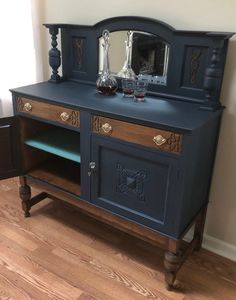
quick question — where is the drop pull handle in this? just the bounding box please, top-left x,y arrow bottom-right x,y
101,123 -> 112,134
153,135 -> 166,146
60,112 -> 70,122
23,102 -> 32,112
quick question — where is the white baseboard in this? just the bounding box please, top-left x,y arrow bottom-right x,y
202,234 -> 236,262
184,231 -> 236,262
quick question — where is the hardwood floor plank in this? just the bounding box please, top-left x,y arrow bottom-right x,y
53,246 -> 172,300
16,209 -> 176,298
31,245 -> 133,300
188,250 -> 236,283
178,263 -> 236,300
78,294 -> 99,300
0,178 -> 235,299
0,234 -> 74,300
0,243 -> 83,300
0,223 -> 39,251
52,240 -> 180,299
0,264 -> 52,300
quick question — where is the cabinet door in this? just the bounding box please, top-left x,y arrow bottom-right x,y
91,136 -> 181,235
0,117 -> 21,180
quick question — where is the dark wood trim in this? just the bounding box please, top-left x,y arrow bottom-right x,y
19,176 -> 31,217
194,205 -> 208,250
92,115 -> 182,154
19,176 -> 48,217
30,192 -> 48,207
25,177 -> 173,249
16,97 -> 80,128
164,205 -> 208,289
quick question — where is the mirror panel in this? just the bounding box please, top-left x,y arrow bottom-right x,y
99,30 -> 169,85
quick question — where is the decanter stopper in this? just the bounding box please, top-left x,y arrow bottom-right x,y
118,31 -> 136,79
96,29 -> 118,95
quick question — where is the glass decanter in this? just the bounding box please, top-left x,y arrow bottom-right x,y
118,31 -> 136,79
96,30 -> 118,95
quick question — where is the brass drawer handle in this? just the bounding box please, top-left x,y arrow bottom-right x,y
153,135 -> 166,146
60,112 -> 70,122
101,123 -> 112,134
23,102 -> 32,112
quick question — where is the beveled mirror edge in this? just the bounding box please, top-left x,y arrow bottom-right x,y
98,30 -> 170,86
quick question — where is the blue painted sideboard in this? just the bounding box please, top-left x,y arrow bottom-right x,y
0,16 -> 233,289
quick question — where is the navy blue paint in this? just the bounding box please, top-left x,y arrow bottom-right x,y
79,111 -> 92,200
91,135 -> 183,236
0,17 -> 229,239
1,85 -> 223,238
176,114 -> 222,236
10,81 -> 222,133
44,16 -> 234,107
48,26 -> 61,83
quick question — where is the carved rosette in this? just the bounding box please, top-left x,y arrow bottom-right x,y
165,133 -> 182,153
16,97 -> 24,111
69,110 -> 80,127
116,164 -> 147,202
92,116 -> 101,133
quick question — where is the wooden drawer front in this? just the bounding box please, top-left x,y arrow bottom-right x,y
16,97 -> 80,128
92,115 -> 182,154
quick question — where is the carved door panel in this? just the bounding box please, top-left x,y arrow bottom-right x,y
91,135 -> 181,234
0,117 -> 21,180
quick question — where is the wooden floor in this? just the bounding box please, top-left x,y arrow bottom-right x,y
0,178 -> 235,300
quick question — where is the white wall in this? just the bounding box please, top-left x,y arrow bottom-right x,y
39,0 -> 236,255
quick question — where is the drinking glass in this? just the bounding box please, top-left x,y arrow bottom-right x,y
134,79 -> 148,101
122,79 -> 135,97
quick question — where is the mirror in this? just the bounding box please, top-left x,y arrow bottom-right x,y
99,30 -> 169,85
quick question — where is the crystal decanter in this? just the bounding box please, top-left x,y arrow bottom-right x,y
96,30 -> 118,95
118,31 -> 136,79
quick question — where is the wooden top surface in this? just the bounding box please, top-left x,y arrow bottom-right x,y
11,81 -> 222,132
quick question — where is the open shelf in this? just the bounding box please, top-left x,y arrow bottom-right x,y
28,157 -> 81,196
24,128 -> 81,163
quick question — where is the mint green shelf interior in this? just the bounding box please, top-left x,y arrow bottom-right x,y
25,129 -> 81,163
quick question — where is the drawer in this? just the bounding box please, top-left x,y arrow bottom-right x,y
16,97 -> 80,128
92,115 -> 182,154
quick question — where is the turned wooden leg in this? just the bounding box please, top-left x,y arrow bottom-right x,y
164,251 -> 181,290
194,206 -> 207,251
19,184 -> 31,217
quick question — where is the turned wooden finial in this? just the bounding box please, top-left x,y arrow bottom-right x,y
48,26 -> 61,83
202,43 -> 222,110
204,48 -> 220,98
